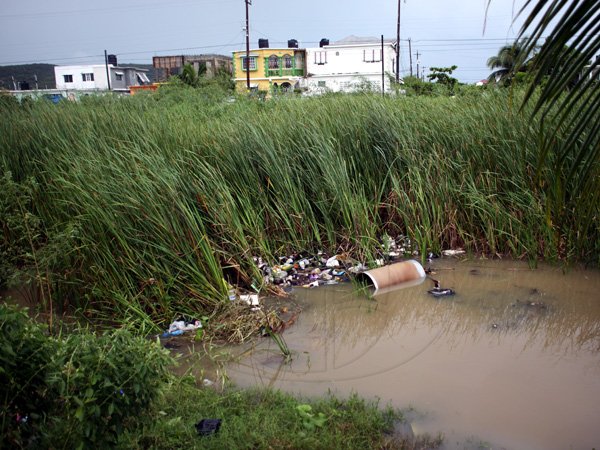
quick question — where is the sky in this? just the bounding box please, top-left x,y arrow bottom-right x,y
0,0 -> 534,83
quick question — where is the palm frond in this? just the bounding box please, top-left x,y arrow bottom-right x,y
496,0 -> 600,257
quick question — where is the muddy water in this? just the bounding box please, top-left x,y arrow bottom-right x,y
228,259 -> 600,450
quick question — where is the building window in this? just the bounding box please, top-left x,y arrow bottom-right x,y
63,74 -> 73,83
363,49 -> 381,63
318,80 -> 326,87
136,72 -> 150,84
268,55 -> 279,69
283,54 -> 293,69
314,51 -> 327,65
241,56 -> 257,71
82,73 -> 94,82
115,72 -> 124,81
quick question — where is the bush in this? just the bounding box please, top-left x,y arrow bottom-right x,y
46,329 -> 172,448
0,304 -> 53,448
0,303 -> 173,448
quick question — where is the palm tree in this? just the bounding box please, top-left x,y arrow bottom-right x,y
512,0 -> 600,257
486,40 -> 530,85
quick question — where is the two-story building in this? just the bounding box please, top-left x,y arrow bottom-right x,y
153,54 -> 232,81
54,59 -> 150,92
232,39 -> 306,94
232,36 -> 400,95
305,36 -> 398,94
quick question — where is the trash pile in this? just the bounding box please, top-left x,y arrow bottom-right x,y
222,235 -> 464,309
255,252 -> 356,289
253,234 -> 422,290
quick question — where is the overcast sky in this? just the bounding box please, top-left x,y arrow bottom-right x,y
0,0 -> 532,83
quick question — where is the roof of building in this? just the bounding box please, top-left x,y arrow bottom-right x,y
333,35 -> 380,45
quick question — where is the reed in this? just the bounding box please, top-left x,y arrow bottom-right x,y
1,87 -> 597,325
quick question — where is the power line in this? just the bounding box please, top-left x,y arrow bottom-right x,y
0,0 -> 238,19
0,43 -> 245,66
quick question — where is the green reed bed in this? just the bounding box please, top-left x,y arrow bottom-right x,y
0,88 -> 597,327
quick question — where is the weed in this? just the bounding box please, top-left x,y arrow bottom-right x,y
0,87 -> 597,326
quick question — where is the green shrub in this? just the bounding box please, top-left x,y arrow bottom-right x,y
0,304 -> 173,448
46,329 -> 172,448
0,304 -> 53,448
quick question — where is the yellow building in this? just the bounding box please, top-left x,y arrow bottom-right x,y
232,44 -> 306,94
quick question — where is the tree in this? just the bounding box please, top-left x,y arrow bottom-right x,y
427,66 -> 459,93
486,40 -> 532,85
179,63 -> 198,87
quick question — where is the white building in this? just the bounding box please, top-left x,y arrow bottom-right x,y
54,64 -> 150,92
305,36 -> 400,95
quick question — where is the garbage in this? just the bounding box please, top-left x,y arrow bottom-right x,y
246,234 -> 445,294
427,279 -> 455,297
239,294 -> 259,306
297,258 -> 311,270
228,288 -> 237,301
325,255 -> 340,268
355,260 -> 426,295
195,418 -> 222,436
348,263 -> 368,274
442,249 -> 465,257
161,317 -> 202,338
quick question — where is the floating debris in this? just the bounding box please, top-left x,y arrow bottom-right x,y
427,279 -> 455,297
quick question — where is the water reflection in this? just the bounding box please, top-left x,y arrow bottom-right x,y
228,259 -> 600,450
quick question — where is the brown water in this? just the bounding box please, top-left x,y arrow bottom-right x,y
227,259 -> 600,450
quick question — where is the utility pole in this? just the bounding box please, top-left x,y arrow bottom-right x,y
415,50 -> 420,79
34,74 -> 38,90
381,35 -> 385,97
408,38 -> 413,77
245,0 -> 251,90
104,50 -> 112,91
395,0 -> 401,83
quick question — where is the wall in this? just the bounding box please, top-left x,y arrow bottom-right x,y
305,42 -> 397,94
54,65 -> 148,91
232,48 -> 305,93
55,65 -> 109,90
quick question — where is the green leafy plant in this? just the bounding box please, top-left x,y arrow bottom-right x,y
296,404 -> 327,431
0,304 -> 54,448
0,304 -> 174,448
264,326 -> 292,363
427,66 -> 459,93
46,329 -> 172,448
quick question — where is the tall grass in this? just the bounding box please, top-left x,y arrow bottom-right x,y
1,87 -> 597,325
